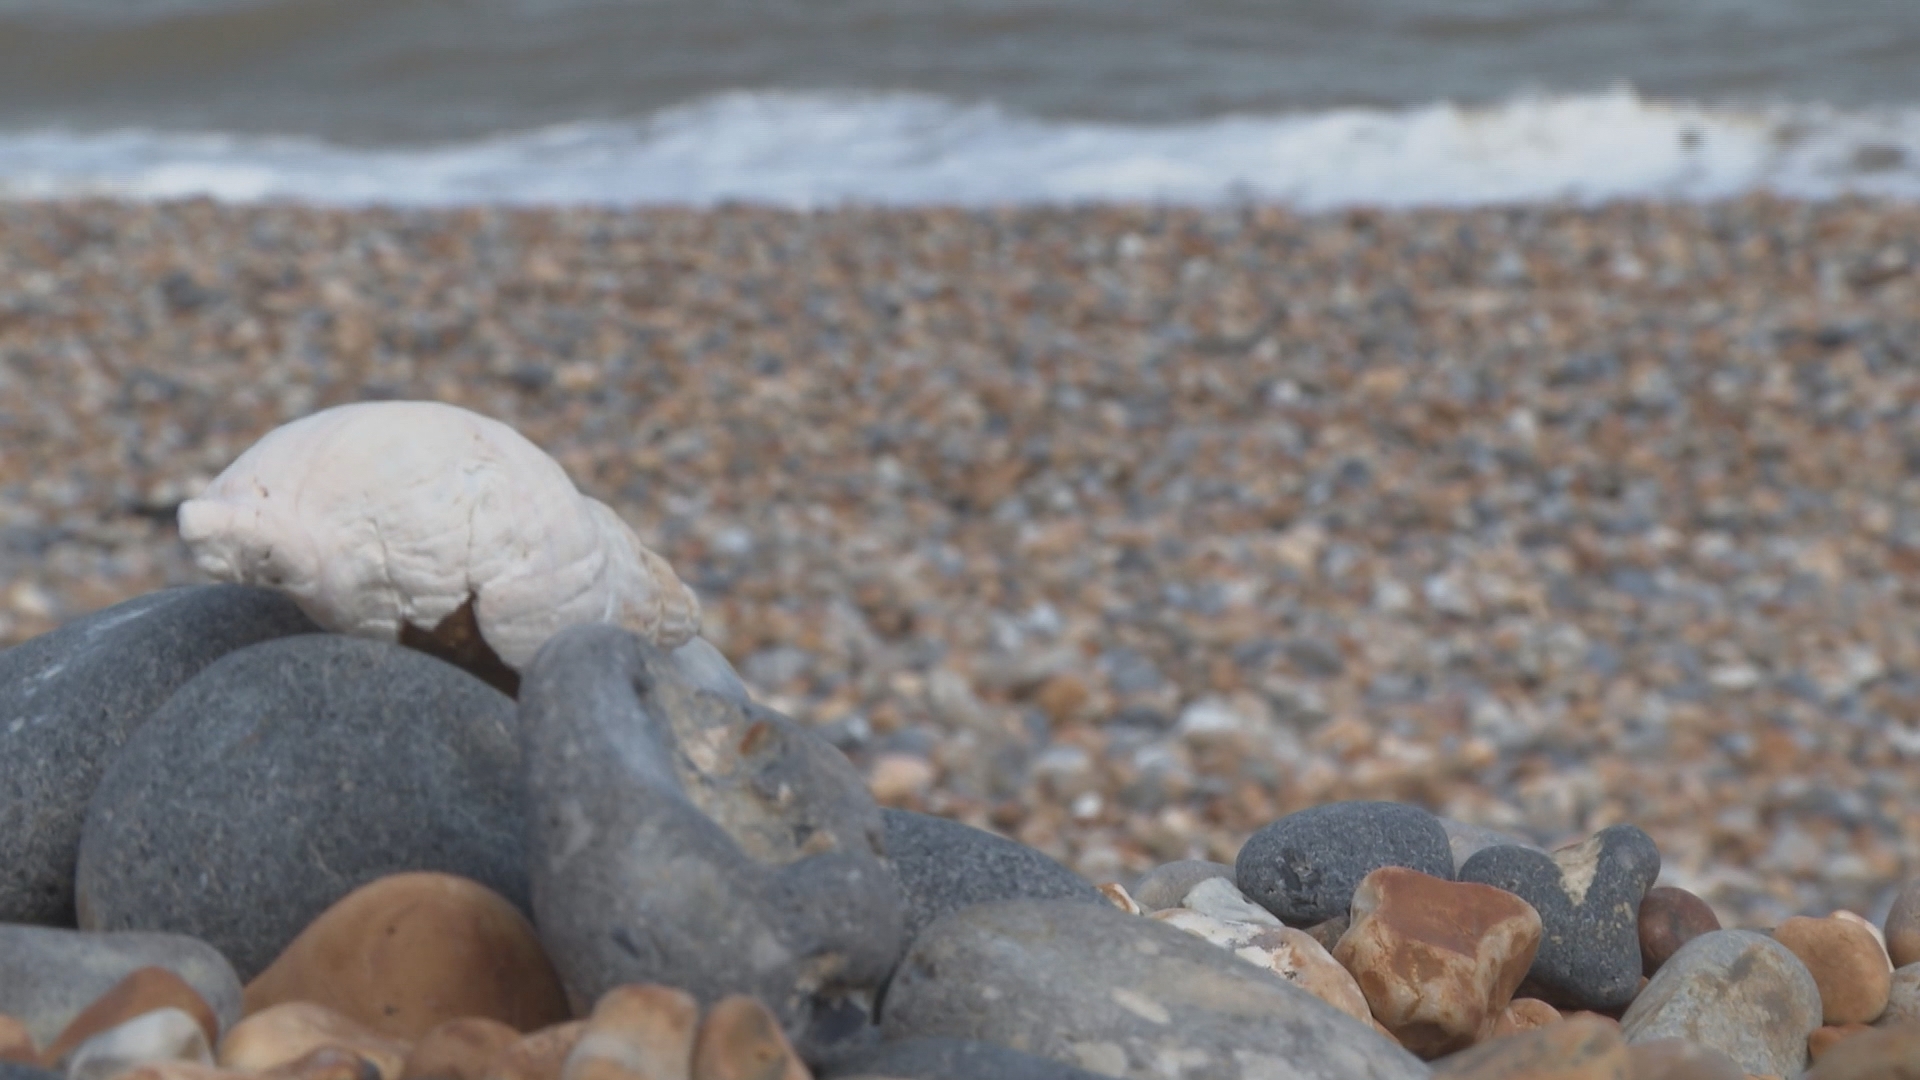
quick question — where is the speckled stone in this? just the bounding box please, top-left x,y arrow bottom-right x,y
883,807 -> 1105,945
74,634 -> 526,979
0,586 -> 318,925
1619,930 -> 1820,1078
1235,801 -> 1453,926
824,1037 -> 1112,1080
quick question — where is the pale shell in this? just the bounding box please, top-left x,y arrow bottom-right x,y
177,401 -> 700,669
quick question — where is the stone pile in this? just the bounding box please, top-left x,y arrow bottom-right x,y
4,584 -> 1920,1079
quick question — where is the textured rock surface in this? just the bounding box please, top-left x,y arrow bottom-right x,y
826,1037 -> 1112,1079
1235,801 -> 1454,927
519,624 -> 903,1060
1150,909 -> 1373,1024
0,925 -> 243,1050
1619,930 -> 1820,1078
881,899 -> 1429,1080
883,808 -> 1105,945
0,585 -> 318,925
75,634 -> 525,979
1457,826 -> 1661,1011
244,872 -> 570,1040
561,984 -> 699,1080
1885,877 -> 1920,969
1880,963 -> 1920,1027
1176,878 -> 1282,927
403,1018 -> 521,1080
1130,861 -> 1234,913
1771,914 -> 1892,1026
1804,1023 -> 1920,1079
1637,887 -> 1720,977
217,1004 -> 411,1080
689,995 -> 811,1080
1620,1038 -> 1745,1080
1428,1016 -> 1628,1079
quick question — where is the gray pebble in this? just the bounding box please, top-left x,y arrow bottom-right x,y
1436,818 -> 1538,875
1620,929 -> 1820,1078
1877,962 -> 1920,1027
0,924 -> 243,1048
1130,860 -> 1233,913
884,808 -> 1104,945
827,1037 -> 1111,1080
1235,801 -> 1452,926
74,634 -> 525,978
669,636 -> 751,703
0,586 -> 318,925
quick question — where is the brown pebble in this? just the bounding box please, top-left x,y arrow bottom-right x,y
689,997 -> 808,1080
1484,998 -> 1561,1042
244,873 -> 571,1041
401,1019 -> 521,1080
1639,887 -> 1721,977
561,986 -> 699,1080
217,1003 -> 412,1080
1804,1022 -> 1920,1079
105,1066 -> 249,1080
488,1021 -> 587,1080
43,967 -> 220,1066
0,1014 -> 38,1065
1885,878 -> 1920,968
1033,674 -> 1090,723
1624,1037 -> 1746,1080
1305,915 -> 1349,953
1096,882 -> 1142,914
1772,915 -> 1892,1025
1430,1015 -> 1629,1079
260,1047 -> 385,1080
1808,1024 -> 1875,1061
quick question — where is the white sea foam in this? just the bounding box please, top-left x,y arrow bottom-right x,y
1,86 -> 1917,208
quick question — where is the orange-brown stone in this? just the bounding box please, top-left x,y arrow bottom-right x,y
689,997 -> 809,1080
1484,998 -> 1562,1042
560,986 -> 699,1080
44,967 -> 220,1066
401,1018 -> 520,1080
1773,915 -> 1892,1025
1804,1022 -> 1920,1079
245,873 -> 570,1041
217,1003 -> 411,1080
488,1021 -> 587,1080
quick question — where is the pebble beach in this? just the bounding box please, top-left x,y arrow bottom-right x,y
5,193 -> 1920,941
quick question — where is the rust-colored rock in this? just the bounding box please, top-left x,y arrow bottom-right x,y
260,1047 -> 385,1080
245,873 -> 570,1041
1804,1022 -> 1920,1079
487,1021 -> 586,1080
45,966 -> 221,1066
217,1003 -> 411,1080
402,1019 -> 521,1080
689,996 -> 809,1080
1639,887 -> 1721,977
1333,865 -> 1543,1058
1430,1015 -> 1629,1079
1772,915 -> 1892,1025
560,986 -> 699,1080
1624,1037 -> 1746,1080
1484,998 -> 1561,1041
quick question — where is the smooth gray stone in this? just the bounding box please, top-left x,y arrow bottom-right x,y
828,1037 -> 1111,1080
881,899 -> 1429,1080
0,1064 -> 59,1080
0,923 -> 243,1047
883,808 -> 1104,944
0,586 -> 318,925
1235,801 -> 1452,926
670,636 -> 750,703
1458,825 -> 1661,1011
74,635 -> 524,979
519,624 -> 903,1063
1437,818 -> 1538,874
1620,929 -> 1820,1078
1130,860 -> 1233,913
1878,962 -> 1920,1027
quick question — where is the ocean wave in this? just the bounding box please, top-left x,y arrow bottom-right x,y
1,86 -> 1917,208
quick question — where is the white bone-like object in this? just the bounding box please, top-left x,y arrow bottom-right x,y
177,400 -> 700,670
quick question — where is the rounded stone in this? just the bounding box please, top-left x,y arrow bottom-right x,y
1129,860 -> 1234,912
825,1037 -> 1113,1079
75,634 -> 526,979
1638,886 -> 1720,977
1883,876 -> 1920,969
1619,929 -> 1820,1078
1234,801 -> 1453,926
1771,915 -> 1892,1026
1805,1023 -> 1920,1079
0,925 -> 243,1051
0,586 -> 318,925
1427,1014 -> 1626,1079
882,807 -> 1106,944
1879,962 -> 1920,1027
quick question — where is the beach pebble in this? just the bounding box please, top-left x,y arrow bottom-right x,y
1331,866 -> 1542,1058
488,1023 -> 585,1080
1457,826 -> 1660,1011
42,967 -> 218,1066
1235,801 -> 1454,926
1437,821 -> 1537,876
1621,1038 -> 1745,1080
0,1017 -> 33,1065
218,1004 -> 410,1080
1877,963 -> 1920,1027
75,634 -> 525,979
882,807 -> 1104,945
1428,1015 -> 1627,1079
1883,877 -> 1920,968
1149,909 -> 1373,1024
823,1037 -> 1110,1079
65,1009 -> 212,1080
0,925 -> 243,1050
1770,914 -> 1891,1025
1637,887 -> 1720,977
1807,1024 -> 1874,1061
0,585 -> 317,925
1803,1023 -> 1920,1079
1129,861 -> 1233,913
1177,877 -> 1282,928
244,873 -> 570,1040
689,995 -> 809,1080
1484,999 -> 1560,1040
400,1018 -> 519,1080
1619,930 -> 1820,1078
518,625 -> 901,1058
667,639 -> 751,706
880,898 -> 1428,1080
560,984 -> 698,1080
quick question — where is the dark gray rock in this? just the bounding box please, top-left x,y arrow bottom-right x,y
1457,824 -> 1662,1011
883,808 -> 1104,944
0,586 -> 318,925
1130,860 -> 1233,913
1234,801 -> 1452,926
518,624 -> 903,1063
74,634 -> 524,979
829,1037 -> 1111,1080
1620,930 -> 1819,1077
881,899 -> 1429,1080
0,924 -> 243,1047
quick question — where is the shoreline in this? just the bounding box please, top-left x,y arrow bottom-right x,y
4,195 -> 1919,926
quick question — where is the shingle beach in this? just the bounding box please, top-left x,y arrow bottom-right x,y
5,194 -> 1920,934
